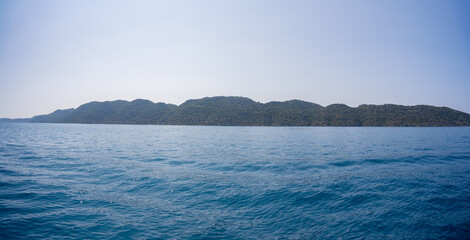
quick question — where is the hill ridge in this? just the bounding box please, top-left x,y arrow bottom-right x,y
5,96 -> 470,126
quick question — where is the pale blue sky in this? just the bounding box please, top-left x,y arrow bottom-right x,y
1,0 -> 469,118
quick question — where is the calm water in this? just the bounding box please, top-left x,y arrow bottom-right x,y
1,123 -> 470,239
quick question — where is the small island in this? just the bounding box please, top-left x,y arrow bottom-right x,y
3,96 -> 470,126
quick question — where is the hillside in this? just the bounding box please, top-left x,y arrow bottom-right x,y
24,96 -> 470,126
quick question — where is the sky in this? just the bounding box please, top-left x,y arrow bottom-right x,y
1,0 -> 469,118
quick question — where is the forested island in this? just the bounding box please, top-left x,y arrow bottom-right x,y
3,96 -> 470,126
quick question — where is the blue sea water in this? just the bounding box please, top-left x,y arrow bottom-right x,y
1,123 -> 470,239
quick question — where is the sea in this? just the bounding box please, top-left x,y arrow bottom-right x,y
1,123 -> 469,239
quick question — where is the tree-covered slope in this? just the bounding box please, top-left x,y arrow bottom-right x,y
29,96 -> 470,126
31,99 -> 176,124
30,109 -> 75,123
264,100 -> 323,126
161,96 -> 266,126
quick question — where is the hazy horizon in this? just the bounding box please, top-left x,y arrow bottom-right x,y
1,0 -> 469,118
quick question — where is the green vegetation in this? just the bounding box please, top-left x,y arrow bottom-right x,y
32,99 -> 176,124
27,96 -> 470,126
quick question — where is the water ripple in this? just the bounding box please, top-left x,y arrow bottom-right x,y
0,123 -> 469,239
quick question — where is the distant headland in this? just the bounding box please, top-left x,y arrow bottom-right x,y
2,96 -> 470,126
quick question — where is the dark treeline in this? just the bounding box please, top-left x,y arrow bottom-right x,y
19,96 -> 470,126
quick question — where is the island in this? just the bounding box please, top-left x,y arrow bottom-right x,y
3,96 -> 470,126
